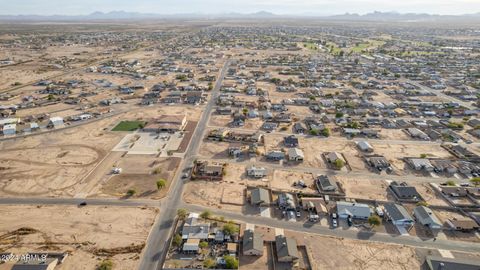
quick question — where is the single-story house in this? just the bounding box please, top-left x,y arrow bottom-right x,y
246,166 -> 267,178
251,188 -> 271,205
357,140 -> 373,152
383,203 -> 414,227
266,151 -> 285,161
407,158 -> 434,172
243,229 -> 263,256
293,122 -> 307,134
275,235 -> 299,262
284,135 -> 299,147
325,152 -> 346,164
49,116 -> 64,128
181,213 -> 210,240
336,201 -> 372,219
287,148 -> 304,161
315,175 -> 338,192
2,123 -> 16,135
413,206 -> 442,230
425,256 -> 480,270
389,181 -> 421,201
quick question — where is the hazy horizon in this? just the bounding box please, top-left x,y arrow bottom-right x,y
1,0 -> 479,16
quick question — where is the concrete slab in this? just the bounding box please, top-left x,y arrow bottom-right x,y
260,207 -> 271,218
438,249 -> 454,259
112,132 -> 183,155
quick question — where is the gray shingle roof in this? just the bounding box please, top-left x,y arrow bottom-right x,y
251,188 -> 270,204
413,206 -> 442,227
384,203 -> 413,221
243,229 -> 263,253
275,235 -> 298,260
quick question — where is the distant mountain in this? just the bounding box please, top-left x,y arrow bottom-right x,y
0,10 -> 479,22
329,11 -> 480,22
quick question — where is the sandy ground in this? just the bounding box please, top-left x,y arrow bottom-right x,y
410,182 -> 450,207
304,234 -> 421,270
271,170 -> 316,193
0,205 -> 158,270
337,176 -> 393,201
0,105 -> 201,198
99,156 -> 180,199
0,118 -> 122,197
183,181 -> 248,213
199,141 -> 244,160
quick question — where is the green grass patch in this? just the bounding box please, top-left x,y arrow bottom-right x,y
112,121 -> 146,131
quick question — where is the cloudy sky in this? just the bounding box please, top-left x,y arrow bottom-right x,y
1,0 -> 479,15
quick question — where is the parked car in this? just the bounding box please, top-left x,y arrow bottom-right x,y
111,167 -> 122,174
332,219 -> 338,228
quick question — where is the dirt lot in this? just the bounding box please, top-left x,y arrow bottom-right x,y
378,129 -> 412,140
100,156 -> 180,199
199,141 -> 244,160
183,179 -> 260,216
337,176 -> 393,201
304,234 -> 421,270
410,182 -> 450,207
295,136 -> 364,170
0,205 -> 157,270
0,118 -> 122,197
271,170 -> 316,194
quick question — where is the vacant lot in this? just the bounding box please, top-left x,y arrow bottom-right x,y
271,170 -> 316,193
337,176 -> 392,201
0,205 -> 157,270
304,234 -> 421,270
411,182 -> 450,207
100,156 -> 180,199
183,181 -> 247,213
0,118 -> 123,197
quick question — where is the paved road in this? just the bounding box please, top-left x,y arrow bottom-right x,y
0,197 -> 158,207
137,59 -> 231,270
182,203 -> 480,254
407,80 -> 475,110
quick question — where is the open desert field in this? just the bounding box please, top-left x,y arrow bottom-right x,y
0,105 -> 200,198
0,205 -> 158,270
0,118 -> 123,197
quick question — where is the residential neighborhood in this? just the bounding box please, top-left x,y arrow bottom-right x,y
0,5 -> 480,270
